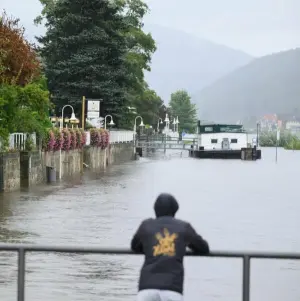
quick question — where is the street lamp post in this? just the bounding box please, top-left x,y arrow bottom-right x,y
176,116 -> 179,133
59,105 -> 77,180
163,114 -> 170,148
133,116 -> 144,154
134,115 -> 144,132
60,105 -> 77,130
172,118 -> 176,132
256,122 -> 260,147
103,115 -> 114,169
157,118 -> 163,132
165,114 -> 170,132
104,115 -> 115,130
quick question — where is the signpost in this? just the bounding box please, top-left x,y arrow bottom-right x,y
276,127 -> 280,163
85,98 -> 102,128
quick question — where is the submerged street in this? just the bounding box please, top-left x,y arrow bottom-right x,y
0,148 -> 300,301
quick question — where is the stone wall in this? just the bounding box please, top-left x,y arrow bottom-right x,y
20,151 -> 44,187
42,149 -> 83,180
1,142 -> 134,192
84,143 -> 134,169
1,152 -> 20,192
107,143 -> 134,165
83,147 -> 106,170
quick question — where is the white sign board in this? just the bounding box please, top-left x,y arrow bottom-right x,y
87,100 -> 100,118
88,100 -> 100,112
87,111 -> 99,118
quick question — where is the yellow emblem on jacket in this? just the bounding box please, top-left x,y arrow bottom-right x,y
153,228 -> 178,257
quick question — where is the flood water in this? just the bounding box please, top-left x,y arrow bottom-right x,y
0,147 -> 300,301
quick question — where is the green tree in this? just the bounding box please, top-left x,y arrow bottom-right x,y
132,83 -> 163,126
119,0 -> 156,92
0,11 -> 52,149
0,82 -> 52,149
169,90 -> 197,133
1,11 -> 41,85
36,0 -> 130,126
119,0 -> 159,128
118,85 -> 163,130
35,0 -> 160,128
35,0 -> 156,91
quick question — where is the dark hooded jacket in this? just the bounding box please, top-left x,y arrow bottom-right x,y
131,193 -> 209,294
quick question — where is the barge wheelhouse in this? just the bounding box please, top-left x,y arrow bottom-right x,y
190,122 -> 261,160
198,123 -> 248,150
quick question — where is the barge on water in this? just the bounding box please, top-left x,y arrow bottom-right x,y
189,122 -> 261,160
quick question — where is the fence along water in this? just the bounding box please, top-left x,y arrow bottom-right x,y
4,130 -> 134,150
1,243 -> 300,301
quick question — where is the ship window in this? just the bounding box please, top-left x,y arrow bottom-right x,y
211,139 -> 218,143
231,139 -> 238,143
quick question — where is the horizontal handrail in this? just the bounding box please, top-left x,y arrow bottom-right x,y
0,243 -> 300,259
1,243 -> 300,301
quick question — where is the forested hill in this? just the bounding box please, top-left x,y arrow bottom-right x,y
193,48 -> 300,123
143,24 -> 253,101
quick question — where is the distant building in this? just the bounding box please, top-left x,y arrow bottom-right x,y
277,114 -> 300,128
260,114 -> 278,131
286,121 -> 300,133
277,120 -> 282,129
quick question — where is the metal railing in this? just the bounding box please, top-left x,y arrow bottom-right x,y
84,130 -> 134,145
136,141 -> 191,151
0,243 -> 300,301
0,133 -> 37,150
109,130 -> 134,144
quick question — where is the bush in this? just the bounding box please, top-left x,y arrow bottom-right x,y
42,129 -> 55,151
284,136 -> 300,150
42,127 -> 88,152
90,128 -> 101,147
80,129 -> 87,147
0,82 -> 52,143
259,131 -> 294,147
25,134 -> 34,151
62,128 -> 71,151
90,128 -> 109,148
100,128 -> 109,149
69,128 -> 77,150
75,128 -> 83,149
53,128 -> 63,151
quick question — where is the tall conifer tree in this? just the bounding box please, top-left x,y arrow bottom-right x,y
37,0 -> 129,124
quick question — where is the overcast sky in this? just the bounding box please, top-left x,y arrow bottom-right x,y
2,0 -> 299,56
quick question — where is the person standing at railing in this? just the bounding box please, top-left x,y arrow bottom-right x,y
131,193 -> 209,301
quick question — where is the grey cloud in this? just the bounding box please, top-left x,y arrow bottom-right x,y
1,0 -> 300,55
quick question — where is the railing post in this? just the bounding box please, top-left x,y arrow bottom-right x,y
17,248 -> 26,301
242,255 -> 250,301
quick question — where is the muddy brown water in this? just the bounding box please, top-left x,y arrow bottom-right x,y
0,147 -> 300,301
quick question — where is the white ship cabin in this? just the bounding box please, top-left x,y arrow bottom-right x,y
198,124 -> 248,150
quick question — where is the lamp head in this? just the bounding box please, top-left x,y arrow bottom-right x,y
70,112 -> 77,122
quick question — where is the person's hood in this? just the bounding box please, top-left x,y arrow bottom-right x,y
154,193 -> 179,217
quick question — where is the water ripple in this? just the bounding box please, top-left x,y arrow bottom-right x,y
0,148 -> 300,300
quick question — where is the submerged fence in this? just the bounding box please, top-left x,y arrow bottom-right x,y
0,243 -> 300,301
